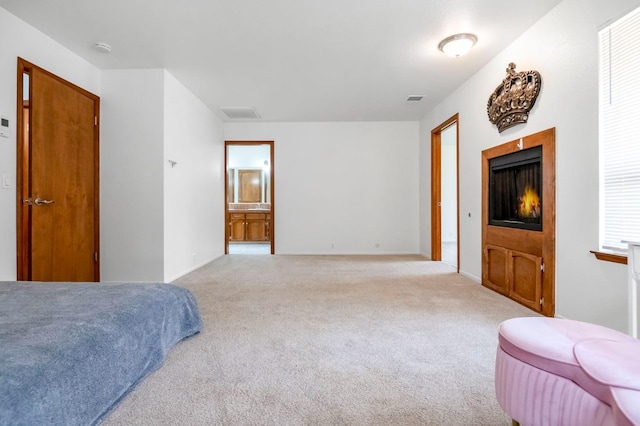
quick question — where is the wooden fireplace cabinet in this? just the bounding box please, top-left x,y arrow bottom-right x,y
481,128 -> 555,316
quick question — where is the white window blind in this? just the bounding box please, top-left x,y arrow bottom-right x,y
599,6 -> 640,252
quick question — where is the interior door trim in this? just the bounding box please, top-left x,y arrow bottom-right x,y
430,113 -> 459,271
224,140 -> 275,255
16,57 -> 101,281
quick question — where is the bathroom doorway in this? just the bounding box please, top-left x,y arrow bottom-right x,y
225,141 -> 274,255
431,114 -> 459,270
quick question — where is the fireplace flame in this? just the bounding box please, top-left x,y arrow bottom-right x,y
519,186 -> 540,218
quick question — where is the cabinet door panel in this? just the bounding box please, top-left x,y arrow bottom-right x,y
510,250 -> 542,312
229,214 -> 245,241
484,245 -> 509,295
246,218 -> 266,241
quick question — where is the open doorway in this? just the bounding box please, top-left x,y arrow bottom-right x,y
224,141 -> 274,255
431,114 -> 459,270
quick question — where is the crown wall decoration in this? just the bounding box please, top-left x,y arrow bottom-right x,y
487,63 -> 542,133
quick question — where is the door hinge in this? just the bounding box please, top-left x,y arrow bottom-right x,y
540,263 -> 545,272
540,297 -> 544,307
94,252 -> 98,263
94,116 -> 98,126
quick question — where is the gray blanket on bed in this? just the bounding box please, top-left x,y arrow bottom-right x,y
0,281 -> 202,425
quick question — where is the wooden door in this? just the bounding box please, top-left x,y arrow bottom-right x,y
17,58 -> 100,282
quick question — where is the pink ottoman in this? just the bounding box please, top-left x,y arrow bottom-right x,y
495,317 -> 640,426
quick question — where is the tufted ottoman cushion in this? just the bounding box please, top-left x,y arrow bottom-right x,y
499,317 -> 633,402
575,339 -> 640,425
497,317 -> 640,426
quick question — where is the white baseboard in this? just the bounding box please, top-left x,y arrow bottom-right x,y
460,270 -> 481,283
274,251 -> 423,256
166,254 -> 223,283
419,251 -> 432,260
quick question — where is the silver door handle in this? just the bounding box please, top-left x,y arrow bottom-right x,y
34,197 -> 55,206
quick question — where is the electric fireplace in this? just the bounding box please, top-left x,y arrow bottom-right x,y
482,128 -> 555,317
489,145 -> 542,231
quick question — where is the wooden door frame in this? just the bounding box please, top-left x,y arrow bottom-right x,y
430,113 -> 460,271
224,141 -> 275,255
16,57 -> 101,281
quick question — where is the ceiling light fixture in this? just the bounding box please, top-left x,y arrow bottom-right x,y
94,42 -> 112,54
437,33 -> 477,58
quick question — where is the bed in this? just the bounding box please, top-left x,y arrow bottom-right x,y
0,281 -> 202,425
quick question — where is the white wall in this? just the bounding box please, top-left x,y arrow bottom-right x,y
0,8 -> 101,280
225,122 -> 420,254
101,69 -> 225,282
101,69 -> 166,282
163,71 -> 225,282
419,0 -> 640,331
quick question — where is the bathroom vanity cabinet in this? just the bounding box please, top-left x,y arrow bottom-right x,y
228,211 -> 271,242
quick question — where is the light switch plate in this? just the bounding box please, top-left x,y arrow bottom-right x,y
0,117 -> 9,138
2,174 -> 12,188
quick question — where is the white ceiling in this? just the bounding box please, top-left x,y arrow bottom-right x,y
0,0 -> 562,122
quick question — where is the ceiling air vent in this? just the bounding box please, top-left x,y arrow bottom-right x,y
220,106 -> 261,120
406,95 -> 424,102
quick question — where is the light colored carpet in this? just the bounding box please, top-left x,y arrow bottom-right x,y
103,255 -> 537,425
